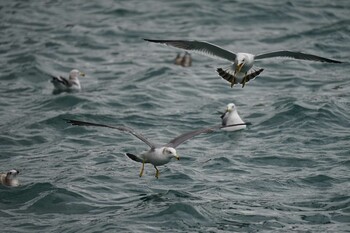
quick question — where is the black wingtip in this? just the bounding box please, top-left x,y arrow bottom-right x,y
125,153 -> 143,163
144,38 -> 165,43
63,119 -> 80,126
63,118 -> 71,123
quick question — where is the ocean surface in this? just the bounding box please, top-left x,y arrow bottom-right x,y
1,0 -> 349,232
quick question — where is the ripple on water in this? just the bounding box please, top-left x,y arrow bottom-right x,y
1,0 -> 350,232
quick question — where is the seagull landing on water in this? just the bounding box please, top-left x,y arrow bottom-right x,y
65,119 -> 248,179
50,69 -> 85,93
220,103 -> 250,132
0,169 -> 20,187
144,39 -> 342,88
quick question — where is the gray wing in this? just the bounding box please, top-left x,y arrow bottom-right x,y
65,119 -> 156,148
224,122 -> 252,127
144,39 -> 236,62
165,126 -> 220,148
165,123 -> 248,148
51,75 -> 70,86
255,51 -> 342,63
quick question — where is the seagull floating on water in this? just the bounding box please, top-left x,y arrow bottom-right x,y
50,69 -> 85,93
220,103 -> 249,132
144,39 -> 342,87
0,169 -> 20,187
65,119 -> 248,178
174,52 -> 192,67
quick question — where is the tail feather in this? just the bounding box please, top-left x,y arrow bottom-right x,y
217,67 -> 264,88
217,68 -> 237,87
240,69 -> 264,85
126,153 -> 143,163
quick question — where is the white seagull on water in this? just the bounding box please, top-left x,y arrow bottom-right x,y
65,119 -> 248,178
50,69 -> 85,93
144,39 -> 342,87
0,169 -> 20,187
220,103 -> 249,132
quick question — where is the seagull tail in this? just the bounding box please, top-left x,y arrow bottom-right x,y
217,67 -> 237,87
125,153 -> 143,163
240,69 -> 264,85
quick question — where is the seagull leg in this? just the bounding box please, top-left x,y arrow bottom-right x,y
241,73 -> 248,88
139,161 -> 145,177
230,76 -> 236,88
154,166 -> 159,179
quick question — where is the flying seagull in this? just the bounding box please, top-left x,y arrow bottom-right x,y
144,39 -> 342,87
0,169 -> 20,187
220,103 -> 249,132
50,69 -> 85,92
65,119 -> 248,178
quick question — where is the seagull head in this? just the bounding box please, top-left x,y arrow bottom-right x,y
234,53 -> 253,75
163,147 -> 180,160
226,103 -> 236,113
6,169 -> 19,179
69,69 -> 85,80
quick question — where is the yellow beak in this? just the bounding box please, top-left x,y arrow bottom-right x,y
235,63 -> 244,74
80,72 -> 85,77
175,154 -> 180,160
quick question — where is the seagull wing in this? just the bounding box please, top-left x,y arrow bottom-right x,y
224,122 -> 252,127
255,51 -> 342,63
166,123 -> 248,148
220,110 -> 228,120
165,126 -> 220,148
51,75 -> 70,86
65,119 -> 156,148
144,39 -> 236,62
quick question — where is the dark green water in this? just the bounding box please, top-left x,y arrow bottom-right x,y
1,0 -> 349,232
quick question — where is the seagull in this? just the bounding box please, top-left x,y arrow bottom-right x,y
220,103 -> 249,132
181,52 -> 192,67
174,53 -> 182,65
50,69 -> 85,92
144,39 -> 342,87
174,52 -> 192,67
0,169 -> 20,187
65,119 -> 248,178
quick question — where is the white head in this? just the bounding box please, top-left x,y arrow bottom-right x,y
69,69 -> 85,80
163,147 -> 180,160
234,53 -> 254,74
6,169 -> 19,179
226,103 -> 237,113
2,169 -> 20,187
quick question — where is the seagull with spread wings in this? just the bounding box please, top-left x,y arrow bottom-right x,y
65,119 -> 248,178
144,39 -> 342,87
